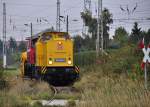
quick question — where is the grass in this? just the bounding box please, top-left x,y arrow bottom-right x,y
0,69 -> 80,106
76,76 -> 150,107
0,87 -> 30,107
3,69 -> 19,77
0,76 -> 53,107
0,68 -> 80,107
54,92 -> 80,100
9,79 -> 52,99
74,65 -> 150,107
73,45 -> 150,107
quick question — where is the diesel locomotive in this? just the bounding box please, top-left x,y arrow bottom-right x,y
20,32 -> 79,86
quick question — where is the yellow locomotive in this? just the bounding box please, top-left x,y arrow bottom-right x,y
21,32 -> 79,86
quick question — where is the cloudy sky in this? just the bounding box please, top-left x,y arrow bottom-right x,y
0,0 -> 150,41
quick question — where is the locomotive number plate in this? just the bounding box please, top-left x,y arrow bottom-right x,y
55,58 -> 66,62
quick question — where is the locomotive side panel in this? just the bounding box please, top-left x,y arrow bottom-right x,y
36,41 -> 45,66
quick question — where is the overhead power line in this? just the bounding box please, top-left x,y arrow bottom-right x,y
6,2 -> 56,7
113,18 -> 150,21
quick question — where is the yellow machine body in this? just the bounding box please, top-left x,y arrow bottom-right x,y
36,32 -> 73,67
20,32 -> 79,86
20,52 -> 27,76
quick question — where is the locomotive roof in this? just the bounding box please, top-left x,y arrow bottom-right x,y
26,31 -> 69,40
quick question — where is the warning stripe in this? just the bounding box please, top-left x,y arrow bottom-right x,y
75,66 -> 80,73
41,66 -> 46,74
43,68 -> 47,74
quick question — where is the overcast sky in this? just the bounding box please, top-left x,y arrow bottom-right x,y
0,0 -> 150,41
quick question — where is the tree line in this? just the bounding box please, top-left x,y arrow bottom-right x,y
73,8 -> 150,52
0,37 -> 26,55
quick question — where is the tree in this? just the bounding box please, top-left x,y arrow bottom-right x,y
130,22 -> 142,44
114,27 -> 128,46
142,29 -> 150,46
73,35 -> 96,52
102,8 -> 113,48
9,37 -> 17,53
81,11 -> 97,39
81,8 -> 113,49
18,41 -> 26,52
83,35 -> 96,50
73,35 -> 84,52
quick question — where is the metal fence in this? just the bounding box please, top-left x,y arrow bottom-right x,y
0,79 -> 7,90
74,51 -> 97,66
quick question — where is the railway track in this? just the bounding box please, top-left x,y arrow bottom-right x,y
4,76 -> 78,106
44,85 -> 58,105
54,86 -> 78,93
45,86 -> 78,105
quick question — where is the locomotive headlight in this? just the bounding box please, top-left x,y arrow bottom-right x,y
49,61 -> 53,64
68,60 -> 72,65
68,57 -> 72,64
49,58 -> 53,64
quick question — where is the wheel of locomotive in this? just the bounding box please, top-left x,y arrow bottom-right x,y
43,67 -> 79,86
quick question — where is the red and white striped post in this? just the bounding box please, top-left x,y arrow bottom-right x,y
139,38 -> 149,89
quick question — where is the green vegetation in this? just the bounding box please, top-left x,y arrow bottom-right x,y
0,70 -> 53,107
0,39 -> 2,52
74,51 -> 96,66
66,39 -> 150,107
18,41 -> 26,52
130,22 -> 142,44
73,35 -> 96,52
67,99 -> 76,107
114,27 -> 128,46
54,93 -> 80,100
74,44 -> 150,107
0,37 -> 26,67
9,37 -> 17,53
0,59 -> 6,90
76,77 -> 150,107
0,59 -> 3,76
0,44 -> 150,107
73,8 -> 113,52
81,8 -> 113,49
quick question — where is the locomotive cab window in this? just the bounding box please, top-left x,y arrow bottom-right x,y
56,34 -> 64,38
57,34 -> 70,39
41,34 -> 52,42
64,34 -> 70,39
